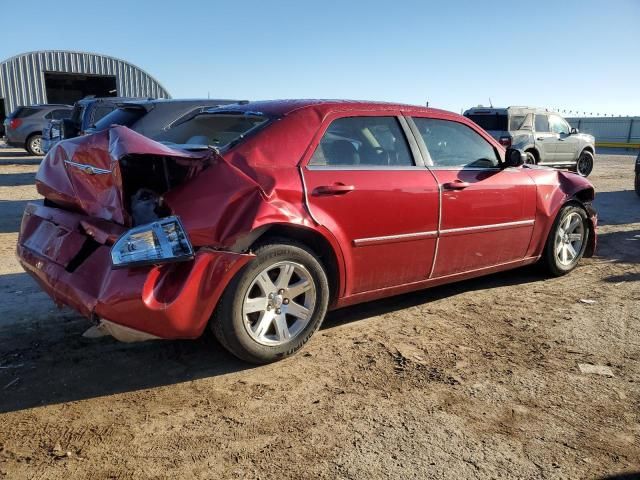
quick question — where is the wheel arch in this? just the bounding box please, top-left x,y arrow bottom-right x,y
25,130 -> 42,145
246,223 -> 344,304
525,146 -> 540,162
581,145 -> 595,155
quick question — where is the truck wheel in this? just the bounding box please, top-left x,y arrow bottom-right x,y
26,134 -> 44,156
542,204 -> 589,276
212,241 -> 329,364
575,150 -> 594,177
525,151 -> 537,165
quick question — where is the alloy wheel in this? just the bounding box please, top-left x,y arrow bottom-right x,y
554,212 -> 585,266
242,261 -> 316,346
29,136 -> 43,155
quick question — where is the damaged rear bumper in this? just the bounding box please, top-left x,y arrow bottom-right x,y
17,202 -> 252,340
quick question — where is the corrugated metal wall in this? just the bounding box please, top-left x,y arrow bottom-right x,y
566,116 -> 640,145
0,50 -> 170,115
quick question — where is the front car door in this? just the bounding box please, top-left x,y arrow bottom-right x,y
534,114 -> 559,164
408,115 -> 537,278
549,114 -> 580,164
302,113 -> 440,295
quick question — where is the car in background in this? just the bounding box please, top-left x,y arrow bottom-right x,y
3,104 -> 72,155
635,150 -> 640,197
464,106 -> 596,177
18,100 -> 597,364
41,96 -> 142,154
87,98 -> 244,139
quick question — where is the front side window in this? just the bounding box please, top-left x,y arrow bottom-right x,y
412,118 -> 499,168
535,114 -> 550,133
549,115 -> 570,135
309,116 -> 413,167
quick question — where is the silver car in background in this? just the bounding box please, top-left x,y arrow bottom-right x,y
464,106 -> 596,176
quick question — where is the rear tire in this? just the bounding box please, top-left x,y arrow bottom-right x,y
542,204 -> 589,276
212,241 -> 329,364
26,134 -> 43,156
575,150 -> 594,177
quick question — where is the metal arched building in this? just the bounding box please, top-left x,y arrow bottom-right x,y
0,50 -> 170,118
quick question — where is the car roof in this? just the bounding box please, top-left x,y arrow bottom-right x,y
203,99 -> 452,117
464,106 -> 558,116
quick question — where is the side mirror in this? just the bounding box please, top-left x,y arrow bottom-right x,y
570,127 -> 579,134
504,148 -> 526,168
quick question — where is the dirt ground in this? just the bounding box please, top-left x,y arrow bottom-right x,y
0,144 -> 638,480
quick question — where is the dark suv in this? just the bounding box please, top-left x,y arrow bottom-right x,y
42,97 -> 146,154
3,105 -> 72,155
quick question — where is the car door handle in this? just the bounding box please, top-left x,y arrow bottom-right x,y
443,181 -> 471,190
536,137 -> 545,141
312,183 -> 355,196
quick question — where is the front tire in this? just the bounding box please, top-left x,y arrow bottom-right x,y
542,204 -> 589,276
26,134 -> 43,156
575,150 -> 594,177
212,241 -> 329,364
525,151 -> 537,165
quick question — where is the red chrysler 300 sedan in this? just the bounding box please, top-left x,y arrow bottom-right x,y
17,100 -> 597,363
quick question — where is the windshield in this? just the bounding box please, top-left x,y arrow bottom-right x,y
465,113 -> 508,131
92,107 -> 146,131
153,112 -> 271,149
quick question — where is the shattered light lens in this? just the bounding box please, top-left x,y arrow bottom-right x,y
111,216 -> 194,268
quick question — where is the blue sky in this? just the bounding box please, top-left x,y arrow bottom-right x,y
3,0 -> 639,115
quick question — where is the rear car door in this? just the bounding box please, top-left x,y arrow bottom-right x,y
302,113 -> 440,295
549,114 -> 580,163
534,114 -> 559,163
409,116 -> 537,278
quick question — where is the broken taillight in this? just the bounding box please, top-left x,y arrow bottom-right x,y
111,216 -> 194,268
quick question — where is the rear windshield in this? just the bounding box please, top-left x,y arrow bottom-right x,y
465,113 -> 508,131
93,107 -> 146,131
153,113 -> 271,149
10,107 -> 40,119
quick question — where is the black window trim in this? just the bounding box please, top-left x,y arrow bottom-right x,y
305,114 -> 426,171
406,116 -> 503,171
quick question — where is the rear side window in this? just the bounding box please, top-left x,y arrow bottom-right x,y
413,118 -> 499,169
14,107 -> 40,118
465,113 -> 508,131
309,116 -> 413,167
535,115 -> 549,132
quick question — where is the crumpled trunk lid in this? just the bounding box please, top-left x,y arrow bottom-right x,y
36,126 -> 214,226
